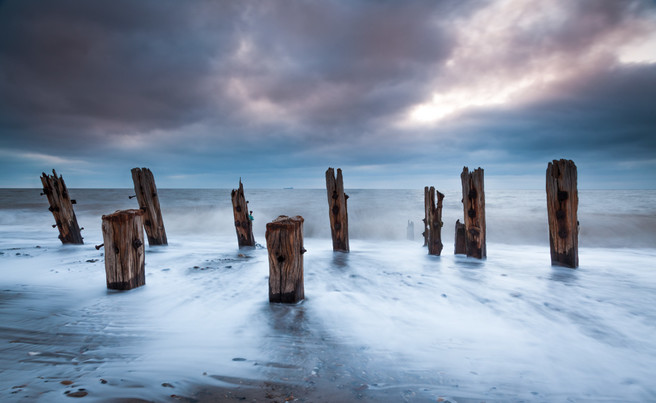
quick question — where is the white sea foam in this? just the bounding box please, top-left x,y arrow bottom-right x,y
1,189 -> 655,401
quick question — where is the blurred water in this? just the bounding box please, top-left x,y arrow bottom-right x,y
1,189 -> 655,402
2,188 -> 654,247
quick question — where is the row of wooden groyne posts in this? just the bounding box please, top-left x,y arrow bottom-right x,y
40,159 -> 579,303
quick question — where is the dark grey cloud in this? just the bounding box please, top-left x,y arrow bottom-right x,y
0,0 -> 654,188
230,1 -> 461,127
0,1 -> 235,134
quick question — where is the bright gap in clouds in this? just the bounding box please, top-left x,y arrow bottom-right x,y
404,0 -> 656,126
408,72 -> 556,123
404,0 -> 565,125
619,30 -> 656,64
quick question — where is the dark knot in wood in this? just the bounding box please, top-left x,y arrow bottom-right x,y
114,245 -> 119,254
468,208 -> 476,218
62,191 -> 68,199
557,190 -> 569,201
132,239 -> 143,249
332,205 -> 339,215
468,189 -> 477,199
52,224 -> 57,228
332,191 -> 338,200
235,220 -> 240,226
236,205 -> 242,212
152,192 -> 157,197
301,247 -> 307,254
277,255 -> 285,263
128,195 -> 137,199
94,243 -> 104,250
558,229 -> 568,239
71,199 -> 77,204
334,222 -> 341,230
556,209 -> 566,220
144,220 -> 152,227
345,194 -> 349,200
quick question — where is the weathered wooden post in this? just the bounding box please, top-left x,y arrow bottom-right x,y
131,167 -> 167,246
40,169 -> 83,244
266,215 -> 305,303
461,167 -> 486,259
454,220 -> 466,254
101,209 -> 146,290
231,179 -> 255,247
426,186 -> 445,255
546,159 -> 578,268
423,187 -> 430,246
325,167 -> 349,252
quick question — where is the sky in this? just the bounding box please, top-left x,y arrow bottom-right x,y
1,0 -> 655,189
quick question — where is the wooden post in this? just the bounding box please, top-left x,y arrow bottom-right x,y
231,179 -> 255,247
40,169 -> 83,244
131,167 -> 167,246
423,187 -> 430,246
266,215 -> 305,303
325,168 -> 349,252
426,186 -> 445,255
461,167 -> 486,259
101,209 -> 146,290
546,159 -> 578,268
454,220 -> 466,254
407,220 -> 414,241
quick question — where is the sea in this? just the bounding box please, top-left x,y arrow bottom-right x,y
1,188 -> 655,402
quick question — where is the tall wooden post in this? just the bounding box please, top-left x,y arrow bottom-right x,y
325,167 -> 349,252
454,220 -> 466,254
423,187 -> 430,246
266,216 -> 305,303
40,169 -> 83,244
231,179 -> 255,247
461,167 -> 486,259
426,186 -> 445,255
101,209 -> 146,290
546,159 -> 578,268
131,167 -> 167,246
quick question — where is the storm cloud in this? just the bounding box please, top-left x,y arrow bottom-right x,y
0,0 -> 654,188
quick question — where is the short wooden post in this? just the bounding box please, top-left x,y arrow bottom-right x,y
231,179 -> 255,247
325,168 -> 349,252
454,220 -> 466,254
546,159 -> 578,268
40,169 -> 83,244
131,167 -> 167,246
266,216 -> 305,303
101,209 -> 146,290
461,167 -> 486,259
426,186 -> 445,255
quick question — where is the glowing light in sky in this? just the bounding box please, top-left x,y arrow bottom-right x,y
403,0 -> 656,126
